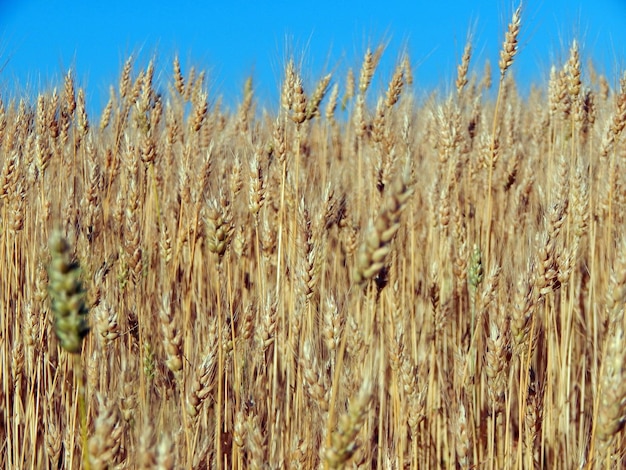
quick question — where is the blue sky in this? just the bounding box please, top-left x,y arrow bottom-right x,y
1,1 -> 626,112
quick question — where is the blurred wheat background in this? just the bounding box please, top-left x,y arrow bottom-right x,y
2,6 -> 626,469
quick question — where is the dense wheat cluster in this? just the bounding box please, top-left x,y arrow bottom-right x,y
3,10 -> 626,469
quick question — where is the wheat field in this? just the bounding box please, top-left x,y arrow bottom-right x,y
2,8 -> 626,469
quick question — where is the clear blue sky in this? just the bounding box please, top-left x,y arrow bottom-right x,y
1,1 -> 626,113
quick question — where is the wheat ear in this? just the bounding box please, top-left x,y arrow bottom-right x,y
354,174 -> 412,284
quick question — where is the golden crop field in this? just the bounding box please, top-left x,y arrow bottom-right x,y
2,6 -> 626,469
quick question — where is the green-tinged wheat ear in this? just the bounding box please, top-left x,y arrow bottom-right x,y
468,244 -> 484,290
48,231 -> 90,354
